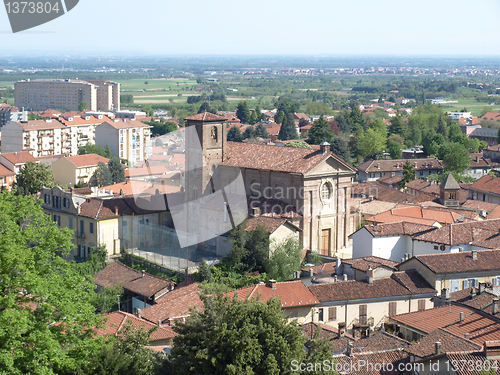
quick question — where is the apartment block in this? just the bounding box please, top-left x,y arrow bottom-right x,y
51,154 -> 110,187
95,119 -> 152,166
15,79 -> 97,112
84,79 -> 120,111
2,119 -> 69,157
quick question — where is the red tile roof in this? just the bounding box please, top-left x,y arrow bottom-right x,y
125,165 -> 169,178
481,112 -> 500,121
470,175 -> 500,196
352,183 -> 436,204
367,206 -> 476,226
19,119 -> 66,131
224,142 -> 356,175
461,200 -> 499,213
358,158 -> 443,173
342,256 -> 399,272
184,112 -> 227,122
227,280 -> 319,308
308,270 -> 435,302
244,216 -> 293,234
404,249 -> 500,274
103,119 -> 151,129
65,154 -> 110,168
362,221 -> 436,238
93,262 -> 175,299
96,311 -> 176,342
140,280 -> 203,324
334,350 -> 409,375
406,328 -> 481,358
0,164 -> 15,177
58,115 -> 113,126
1,151 -> 37,165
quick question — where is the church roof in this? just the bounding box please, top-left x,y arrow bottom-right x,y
440,173 -> 460,190
223,142 -> 356,175
184,112 -> 227,122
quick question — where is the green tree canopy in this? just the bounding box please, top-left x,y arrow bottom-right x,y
108,158 -> 126,184
285,140 -> 312,149
236,101 -> 251,124
306,116 -> 334,145
227,126 -> 243,142
169,295 -> 321,375
278,113 -> 299,141
265,236 -> 303,282
0,192 -> 105,374
331,137 -> 350,161
78,142 -> 112,158
78,101 -> 88,112
387,139 -> 403,159
89,162 -> 113,187
14,161 -> 54,195
400,160 -> 416,188
254,123 -> 270,138
438,142 -> 471,174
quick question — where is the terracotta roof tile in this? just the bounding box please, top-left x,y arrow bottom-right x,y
406,328 -> 481,358
446,352 -> 491,375
362,222 -> 436,238
358,158 -> 443,173
470,175 -> 500,196
407,249 -> 500,274
224,142 -> 356,175
334,350 -> 409,375
227,280 -> 319,308
19,119 -> 66,131
96,311 -> 176,342
367,206 -> 476,226
184,112 -> 227,122
308,270 -> 435,302
93,262 -> 175,299
461,200 -> 499,213
352,183 -> 436,204
1,151 -> 37,165
342,256 -> 399,272
140,280 -> 203,323
245,216 -> 288,234
103,119 -> 151,129
0,164 -> 16,176
65,154 -> 110,168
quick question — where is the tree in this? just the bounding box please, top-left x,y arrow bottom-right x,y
198,259 -> 213,283
14,162 -> 54,195
400,160 -> 416,188
497,128 -> 500,145
388,115 -> 405,136
358,128 -> 386,160
349,103 -> 364,131
254,123 -> 270,138
278,113 -> 299,141
306,116 -> 334,145
0,191 -> 105,374
438,142 -> 471,174
249,109 -> 260,125
89,162 -> 113,187
78,101 -> 88,112
243,126 -> 255,140
120,94 -> 134,104
169,296 -> 309,375
108,158 -> 126,184
331,137 -> 350,161
236,101 -> 250,124
265,236 -> 303,282
285,140 -> 312,149
227,126 -> 243,142
387,139 -> 403,159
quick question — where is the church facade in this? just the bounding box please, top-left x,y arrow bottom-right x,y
183,113 -> 357,259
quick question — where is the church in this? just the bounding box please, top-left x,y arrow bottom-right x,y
182,112 -> 357,259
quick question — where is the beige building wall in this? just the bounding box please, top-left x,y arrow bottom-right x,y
52,158 -> 77,186
15,80 -> 97,112
284,306 -> 315,325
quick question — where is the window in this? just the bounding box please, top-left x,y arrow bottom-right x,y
359,305 -> 367,325
418,299 -> 426,312
89,222 -> 94,234
80,220 -> 84,235
434,245 -> 439,250
318,308 -> 324,322
69,217 -> 73,230
463,278 -> 479,289
79,245 -> 85,258
450,279 -> 460,293
53,215 -> 60,227
389,302 -> 397,317
63,197 -> 69,208
493,277 -> 500,286
44,194 -> 50,204
321,182 -> 332,201
328,307 -> 337,321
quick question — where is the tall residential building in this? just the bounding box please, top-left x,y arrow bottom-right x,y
15,79 -> 121,112
0,104 -> 28,127
95,119 -> 152,166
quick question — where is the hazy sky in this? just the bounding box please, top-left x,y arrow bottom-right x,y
2,0 -> 500,56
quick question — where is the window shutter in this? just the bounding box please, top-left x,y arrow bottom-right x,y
329,307 -> 336,321
389,302 -> 397,317
359,305 -> 367,325
418,299 -> 426,311
463,280 -> 468,289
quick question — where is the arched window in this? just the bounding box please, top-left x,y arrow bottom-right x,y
321,182 -> 332,201
211,126 -> 218,141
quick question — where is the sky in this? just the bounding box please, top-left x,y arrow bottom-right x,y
2,0 -> 500,56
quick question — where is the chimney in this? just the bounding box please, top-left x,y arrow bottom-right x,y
119,189 -> 123,196
460,312 -> 465,322
336,257 -> 342,275
472,250 -> 478,260
441,288 -> 450,300
158,320 -> 162,327
346,341 -> 354,357
465,333 -> 470,340
479,283 -> 486,295
493,299 -> 499,315
435,342 -> 442,355
367,267 -> 373,285
309,268 -> 314,278
142,270 -> 146,278
320,141 -> 330,154
268,279 -> 277,289
343,274 -> 348,281
137,308 -> 142,319
471,288 -> 477,298
476,156 -> 480,163
253,207 -> 261,217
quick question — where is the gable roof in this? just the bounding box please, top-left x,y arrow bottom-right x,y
308,270 -> 435,303
366,206 -> 474,226
403,249 -> 500,274
406,328 -> 481,358
412,219 -> 500,247
470,128 -> 498,138
1,151 -> 37,165
0,164 -> 15,177
223,142 -> 356,175
96,311 -> 176,342
140,280 -> 203,324
341,256 -> 399,272
470,175 -> 500,196
244,216 -> 300,234
362,221 -> 436,238
65,154 -> 110,168
93,262 -> 175,299
227,280 -> 319,308
358,158 -> 443,173
184,112 -> 227,122
441,173 -> 460,190
102,119 -> 151,129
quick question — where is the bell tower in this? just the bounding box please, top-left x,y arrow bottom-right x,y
184,112 -> 228,200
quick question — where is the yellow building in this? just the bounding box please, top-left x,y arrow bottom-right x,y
51,154 -> 110,186
41,186 -> 170,260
